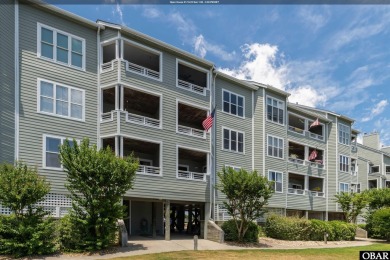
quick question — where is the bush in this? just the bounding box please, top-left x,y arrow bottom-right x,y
58,214 -> 87,252
358,224 -> 367,230
222,219 -> 260,242
366,207 -> 390,241
264,215 -> 356,241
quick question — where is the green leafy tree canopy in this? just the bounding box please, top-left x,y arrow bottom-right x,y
216,167 -> 273,242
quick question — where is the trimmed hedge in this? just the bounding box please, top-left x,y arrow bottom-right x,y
222,219 -> 260,242
265,215 -> 356,241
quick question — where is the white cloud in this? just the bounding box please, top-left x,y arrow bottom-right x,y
194,34 -> 236,61
298,6 -> 330,32
361,100 -> 388,122
112,3 -> 125,25
142,7 -> 161,19
373,117 -> 390,146
287,85 -> 327,107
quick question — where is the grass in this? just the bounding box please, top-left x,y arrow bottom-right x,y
108,243 -> 390,260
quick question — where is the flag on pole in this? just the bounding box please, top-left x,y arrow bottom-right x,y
202,109 -> 215,132
309,118 -> 320,129
308,149 -> 318,161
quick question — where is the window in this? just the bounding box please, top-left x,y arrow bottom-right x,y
351,183 -> 361,193
339,182 -> 349,193
339,155 -> 349,172
267,96 -> 284,124
267,135 -> 284,159
371,165 -> 379,173
269,171 -> 283,192
44,135 -> 74,169
386,166 -> 390,173
38,23 -> 85,69
38,79 -> 84,120
223,128 -> 244,153
338,123 -> 350,145
223,90 -> 244,117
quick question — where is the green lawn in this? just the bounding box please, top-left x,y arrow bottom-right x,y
108,243 -> 390,260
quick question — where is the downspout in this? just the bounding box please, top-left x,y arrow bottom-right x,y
14,0 -> 19,161
97,25 -> 102,149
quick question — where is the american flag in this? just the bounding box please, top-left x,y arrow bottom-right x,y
202,109 -> 215,132
309,118 -> 320,129
308,149 -> 318,161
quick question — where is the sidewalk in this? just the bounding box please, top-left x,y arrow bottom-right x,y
30,236 -> 379,260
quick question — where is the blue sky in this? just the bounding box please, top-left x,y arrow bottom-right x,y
58,3 -> 390,145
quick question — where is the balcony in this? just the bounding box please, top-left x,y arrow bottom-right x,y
123,87 -> 161,129
123,138 -> 161,176
101,87 -> 116,122
123,41 -> 160,80
288,113 -> 305,135
101,41 -> 116,73
177,62 -> 208,95
177,147 -> 208,181
288,173 -> 325,197
288,142 -> 305,164
287,113 -> 324,141
288,173 -> 305,195
177,102 -> 207,139
102,137 -> 116,153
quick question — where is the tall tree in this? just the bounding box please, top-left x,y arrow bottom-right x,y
59,138 -> 138,251
216,167 -> 273,242
334,191 -> 368,223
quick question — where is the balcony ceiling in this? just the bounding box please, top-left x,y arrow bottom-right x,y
124,88 -> 159,116
179,148 -> 207,161
123,138 -> 159,155
178,103 -> 206,127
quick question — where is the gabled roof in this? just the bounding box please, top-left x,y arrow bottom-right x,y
287,103 -> 331,123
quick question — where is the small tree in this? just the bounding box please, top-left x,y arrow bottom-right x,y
59,138 -> 138,251
0,162 -> 57,257
334,191 -> 368,223
216,167 -> 273,242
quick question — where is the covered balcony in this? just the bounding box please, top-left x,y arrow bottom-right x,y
101,41 -> 116,72
368,179 -> 378,189
177,62 -> 208,95
123,87 -> 160,128
308,119 -> 324,140
177,102 -> 207,138
288,113 -> 305,135
102,137 -> 116,154
288,173 -> 305,195
123,138 -> 161,176
308,176 -> 324,197
123,41 -> 160,80
307,147 -> 324,168
101,87 -> 116,122
288,142 -> 305,165
177,148 -> 208,181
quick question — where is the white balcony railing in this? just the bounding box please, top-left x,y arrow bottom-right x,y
288,157 -> 325,169
309,132 -> 324,141
309,190 -> 325,197
288,188 -> 305,195
177,170 -> 206,181
126,61 -> 160,79
177,79 -> 206,95
288,157 -> 305,165
137,165 -> 160,175
101,111 -> 114,122
126,112 -> 160,128
288,125 -> 305,135
101,60 -> 114,72
177,125 -> 206,138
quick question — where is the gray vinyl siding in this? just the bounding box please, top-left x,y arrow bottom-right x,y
253,89 -> 264,175
17,4 -> 98,194
357,157 -> 368,191
287,195 -> 326,211
0,0 -> 15,164
214,77 -> 253,204
100,60 -> 119,86
100,111 -> 118,136
264,90 -> 288,208
326,115 -> 338,211
100,27 -> 118,42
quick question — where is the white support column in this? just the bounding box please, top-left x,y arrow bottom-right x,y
305,175 -> 309,193
115,85 -> 119,110
165,200 -> 170,241
115,136 -> 119,156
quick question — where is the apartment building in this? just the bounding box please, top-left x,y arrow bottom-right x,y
0,0 -> 386,240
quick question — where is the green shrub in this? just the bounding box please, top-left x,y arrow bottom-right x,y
366,207 -> 390,241
264,215 -> 356,241
0,211 -> 57,258
222,219 -> 260,242
58,214 -> 88,252
358,224 -> 367,230
264,215 -> 311,240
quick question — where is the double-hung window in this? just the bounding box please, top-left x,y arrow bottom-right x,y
267,96 -> 284,124
268,171 -> 283,192
223,90 -> 244,117
38,79 -> 84,120
339,182 -> 349,193
38,23 -> 85,69
223,128 -> 244,153
44,135 -> 74,169
267,135 -> 284,159
338,123 -> 350,145
339,155 -> 349,172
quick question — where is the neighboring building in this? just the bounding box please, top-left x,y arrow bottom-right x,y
0,0 -> 388,239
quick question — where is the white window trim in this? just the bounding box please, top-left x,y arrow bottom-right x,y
222,89 -> 245,119
37,23 -> 86,71
339,154 -> 350,173
42,134 -> 79,170
351,182 -> 361,193
339,182 -> 350,193
122,38 -> 163,82
225,165 -> 241,172
338,123 -> 351,146
267,134 -> 284,160
287,112 -> 306,136
268,170 -> 283,193
176,59 -> 210,96
266,95 -> 285,126
221,127 -> 245,154
37,78 -> 85,122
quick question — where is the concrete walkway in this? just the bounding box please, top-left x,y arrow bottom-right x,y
26,236 -> 379,260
